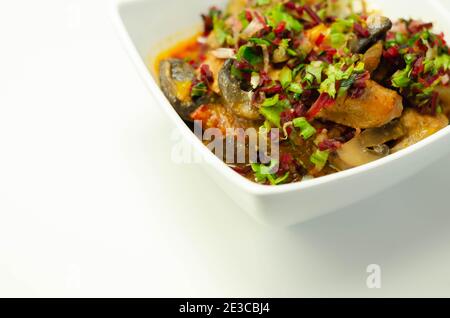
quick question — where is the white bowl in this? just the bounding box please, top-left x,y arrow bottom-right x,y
112,0 -> 450,226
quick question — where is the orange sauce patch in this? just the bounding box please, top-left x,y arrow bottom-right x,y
154,33 -> 202,75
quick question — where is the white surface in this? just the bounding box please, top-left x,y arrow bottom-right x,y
1,0 -> 450,297
115,0 -> 450,227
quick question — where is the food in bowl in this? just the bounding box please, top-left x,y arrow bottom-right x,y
156,0 -> 450,185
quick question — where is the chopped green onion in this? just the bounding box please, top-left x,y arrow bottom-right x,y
293,117 -> 317,140
256,0 -> 270,6
251,159 -> 289,185
305,61 -> 325,84
266,4 -> 303,32
280,67 -> 293,89
289,83 -> 304,94
191,82 -> 207,98
236,45 -> 263,66
262,94 -> 279,107
249,37 -> 271,46
392,66 -> 412,88
310,150 -> 330,170
268,172 -> 290,185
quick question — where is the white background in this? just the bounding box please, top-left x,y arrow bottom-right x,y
1,0 -> 450,297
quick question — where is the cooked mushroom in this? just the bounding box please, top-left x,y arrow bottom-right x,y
392,108 -> 449,152
350,15 -> 392,53
333,121 -> 405,169
318,80 -> 404,129
363,41 -> 383,73
218,59 -> 262,120
159,58 -> 200,121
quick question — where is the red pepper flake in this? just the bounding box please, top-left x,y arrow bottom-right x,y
415,39 -> 428,54
315,33 -> 326,46
245,10 -> 253,22
293,101 -> 307,117
200,64 -> 214,86
408,21 -> 433,34
437,32 -> 447,46
296,5 -> 305,16
383,46 -> 400,59
353,23 -> 370,38
304,5 -> 322,26
431,91 -> 439,114
274,21 -> 287,37
321,48 -> 337,63
386,31 -> 396,41
280,109 -> 295,126
318,139 -> 342,152
201,15 -> 214,36
280,153 -> 294,172
411,56 -> 425,77
284,1 -> 297,11
254,11 -> 267,26
306,93 -> 335,120
260,83 -> 283,95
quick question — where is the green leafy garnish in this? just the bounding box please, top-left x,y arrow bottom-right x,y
251,159 -> 289,185
260,98 -> 290,127
262,94 -> 280,107
236,45 -> 263,66
249,37 -> 272,46
280,66 -> 293,89
310,150 -> 330,171
305,61 -> 325,84
191,82 -> 207,98
266,3 -> 303,32
293,117 -> 317,140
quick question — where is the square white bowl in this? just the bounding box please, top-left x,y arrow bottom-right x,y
112,0 -> 450,226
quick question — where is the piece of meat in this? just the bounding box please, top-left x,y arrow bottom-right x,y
318,80 -> 404,129
190,103 -> 258,133
392,108 -> 449,152
436,85 -> 450,118
363,41 -> 383,73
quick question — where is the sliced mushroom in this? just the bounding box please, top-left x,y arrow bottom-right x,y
392,108 -> 449,152
333,121 -> 405,169
318,80 -> 403,129
363,41 -> 383,73
350,15 -> 392,53
218,59 -> 262,120
159,58 -> 198,121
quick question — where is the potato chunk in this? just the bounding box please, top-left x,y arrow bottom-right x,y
318,80 -> 403,129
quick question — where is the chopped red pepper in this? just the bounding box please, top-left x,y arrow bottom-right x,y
304,5 -> 322,26
245,10 -> 253,22
383,46 -> 400,59
306,93 -> 335,120
315,33 -> 326,46
411,56 -> 425,77
353,23 -> 370,38
318,139 -> 342,152
200,64 -> 214,86
274,21 -> 287,37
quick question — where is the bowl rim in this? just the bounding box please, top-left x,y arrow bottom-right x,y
111,0 -> 450,196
